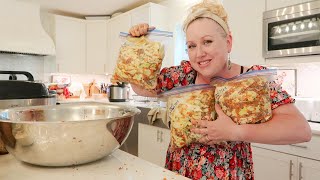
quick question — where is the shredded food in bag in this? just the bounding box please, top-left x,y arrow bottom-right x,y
213,76 -> 272,124
111,36 -> 164,90
167,88 -> 215,148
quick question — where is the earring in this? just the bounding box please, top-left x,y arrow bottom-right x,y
227,53 -> 232,70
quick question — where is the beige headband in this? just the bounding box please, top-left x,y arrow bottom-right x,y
183,11 -> 229,35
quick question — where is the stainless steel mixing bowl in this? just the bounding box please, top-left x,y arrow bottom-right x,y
0,102 -> 140,166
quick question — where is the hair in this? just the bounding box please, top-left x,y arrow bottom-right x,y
183,0 -> 229,37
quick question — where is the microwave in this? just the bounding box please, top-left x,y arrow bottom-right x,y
263,1 -> 320,58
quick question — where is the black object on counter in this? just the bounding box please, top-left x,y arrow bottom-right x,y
0,71 -> 52,100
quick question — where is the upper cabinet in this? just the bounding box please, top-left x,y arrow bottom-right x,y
43,3 -> 171,75
105,14 -> 132,74
223,0 -> 266,66
105,3 -> 171,75
86,20 -> 108,74
131,3 -> 169,31
266,0 -> 311,10
54,15 -> 86,74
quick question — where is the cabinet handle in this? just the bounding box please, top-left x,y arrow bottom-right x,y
299,162 -> 303,180
289,160 -> 293,180
157,130 -> 161,142
160,131 -> 163,143
290,144 -> 307,149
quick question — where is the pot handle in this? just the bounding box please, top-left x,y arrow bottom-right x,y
0,71 -> 34,81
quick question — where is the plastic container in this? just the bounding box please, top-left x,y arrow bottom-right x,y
211,69 -> 277,125
111,29 -> 173,90
158,84 -> 215,148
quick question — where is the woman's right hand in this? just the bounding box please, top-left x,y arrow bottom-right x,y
129,23 -> 155,37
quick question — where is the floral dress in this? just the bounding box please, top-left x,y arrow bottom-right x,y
156,60 -> 294,180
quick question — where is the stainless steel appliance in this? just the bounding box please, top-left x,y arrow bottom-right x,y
263,1 -> 320,58
0,71 -> 56,154
0,103 -> 140,166
108,82 -> 129,102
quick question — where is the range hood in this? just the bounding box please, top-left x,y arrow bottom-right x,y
0,0 -> 55,56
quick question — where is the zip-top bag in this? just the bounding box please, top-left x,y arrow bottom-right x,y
211,69 -> 277,125
158,84 -> 216,148
111,29 -> 173,90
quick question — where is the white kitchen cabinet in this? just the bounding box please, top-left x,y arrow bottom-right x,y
299,157 -> 320,180
252,147 -> 297,180
266,0 -> 311,11
223,0 -> 265,66
105,14 -> 131,74
54,15 -> 86,73
252,134 -> 320,180
131,3 -> 169,31
86,20 -> 108,74
138,123 -> 170,167
105,3 -> 172,75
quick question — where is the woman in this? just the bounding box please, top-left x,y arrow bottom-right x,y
129,0 -> 312,179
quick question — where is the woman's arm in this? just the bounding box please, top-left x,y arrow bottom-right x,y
131,83 -> 157,97
237,103 -> 312,144
192,103 -> 312,145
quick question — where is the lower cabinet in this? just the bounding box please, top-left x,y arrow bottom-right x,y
138,123 -> 170,167
252,146 -> 320,180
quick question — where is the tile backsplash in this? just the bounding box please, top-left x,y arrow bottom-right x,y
0,53 -> 44,81
267,62 -> 320,98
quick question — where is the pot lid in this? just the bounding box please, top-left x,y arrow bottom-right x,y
0,80 -> 51,100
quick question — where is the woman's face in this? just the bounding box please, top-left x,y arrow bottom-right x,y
186,18 -> 232,79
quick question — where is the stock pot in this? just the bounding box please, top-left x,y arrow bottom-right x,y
0,71 -> 56,154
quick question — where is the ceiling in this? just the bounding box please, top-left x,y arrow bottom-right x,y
18,0 -> 166,18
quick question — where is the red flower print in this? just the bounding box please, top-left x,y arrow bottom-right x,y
172,72 -> 180,81
229,155 -> 237,169
237,158 -> 243,167
167,78 -> 174,89
160,68 -> 168,74
200,146 -> 206,155
231,170 -> 237,180
181,78 -> 188,86
270,90 -> 278,98
193,169 -> 202,180
214,166 -> 226,179
206,153 -> 215,163
173,161 -> 181,170
183,64 -> 192,74
162,78 -> 167,87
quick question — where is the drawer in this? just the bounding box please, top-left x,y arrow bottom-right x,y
252,135 -> 320,160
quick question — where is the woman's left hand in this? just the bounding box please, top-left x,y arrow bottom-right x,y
191,104 -> 241,146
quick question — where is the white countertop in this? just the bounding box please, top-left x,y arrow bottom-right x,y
0,149 -> 189,180
58,98 -> 161,109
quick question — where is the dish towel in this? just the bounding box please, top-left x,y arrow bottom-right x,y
147,107 -> 169,128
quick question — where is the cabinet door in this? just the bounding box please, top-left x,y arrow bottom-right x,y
105,14 -> 131,74
131,6 -> 149,26
138,123 -> 170,167
86,20 -> 107,74
299,157 -> 320,180
252,147 -> 297,180
55,15 -> 86,73
223,0 -> 265,66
